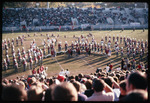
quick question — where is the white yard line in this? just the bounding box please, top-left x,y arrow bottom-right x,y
78,55 -> 95,70
54,58 -> 64,70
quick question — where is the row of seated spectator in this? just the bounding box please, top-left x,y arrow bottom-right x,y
1,65 -> 148,101
2,7 -> 148,27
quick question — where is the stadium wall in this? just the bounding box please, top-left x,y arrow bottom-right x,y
2,24 -> 148,33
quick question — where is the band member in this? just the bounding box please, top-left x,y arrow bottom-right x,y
105,34 -> 107,42
97,43 -> 100,52
51,48 -> 55,59
136,45 -> 139,55
23,51 -> 27,60
6,54 -> 10,69
121,47 -> 123,57
94,42 -> 97,52
14,59 -> 18,72
40,49 -> 43,65
55,37 -> 57,46
21,37 -> 23,45
50,42 -> 54,50
4,43 -> 8,51
16,37 -> 18,46
127,48 -> 130,58
101,37 -> 104,45
58,42 -> 62,52
91,42 -> 94,51
108,38 -> 111,47
7,38 -> 10,48
82,42 -> 85,51
27,50 -> 31,62
116,35 -> 119,42
12,38 -> 14,45
43,45 -> 46,56
120,35 -> 122,44
133,49 -> 136,59
22,57 -> 27,71
43,39 -> 46,46
3,59 -> 8,71
113,35 -> 115,42
22,47 -> 25,55
33,53 -> 38,68
115,46 -> 119,57
76,47 -> 80,56
100,44 -> 103,54
108,47 -> 111,57
85,41 -> 87,50
88,48 -> 91,56
29,56 -> 33,70
71,41 -> 74,49
37,53 -> 41,65
140,49 -> 143,61
68,48 -> 71,58
65,41 -> 68,51
48,44 -> 50,54
86,47 -> 89,56
145,40 -> 147,49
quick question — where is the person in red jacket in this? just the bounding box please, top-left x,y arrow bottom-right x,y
109,63 -> 113,72
51,48 -> 55,59
32,68 -> 36,75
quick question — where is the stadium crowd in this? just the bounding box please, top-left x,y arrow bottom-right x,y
2,66 -> 148,101
2,7 -> 148,27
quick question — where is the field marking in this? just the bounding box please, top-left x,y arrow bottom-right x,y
54,58 -> 64,70
77,55 -> 95,70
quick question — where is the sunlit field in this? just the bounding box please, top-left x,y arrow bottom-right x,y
2,29 -> 148,80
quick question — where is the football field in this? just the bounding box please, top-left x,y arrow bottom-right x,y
2,29 -> 148,80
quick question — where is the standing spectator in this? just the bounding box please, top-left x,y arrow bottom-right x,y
106,64 -> 110,73
2,84 -> 27,101
72,81 -> 88,101
85,78 -> 114,101
119,80 -> 127,100
104,76 -> 120,101
125,71 -> 147,94
27,84 -> 44,101
51,82 -> 78,101
65,69 -> 70,77
84,79 -> 94,97
109,63 -> 113,72
120,71 -> 148,101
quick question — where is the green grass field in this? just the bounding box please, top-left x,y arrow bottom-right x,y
2,30 -> 148,80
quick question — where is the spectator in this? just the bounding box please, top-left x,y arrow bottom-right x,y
126,71 -> 147,93
119,80 -> 127,100
44,84 -> 56,101
27,83 -> 44,101
2,84 -> 27,101
85,78 -> 114,101
51,82 -> 78,101
84,79 -> 94,97
104,76 -> 120,101
120,89 -> 148,101
72,81 -> 88,101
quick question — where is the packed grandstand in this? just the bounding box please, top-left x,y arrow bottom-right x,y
2,6 -> 148,31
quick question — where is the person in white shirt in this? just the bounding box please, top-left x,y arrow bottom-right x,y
59,69 -> 65,76
85,78 -> 114,101
65,69 -> 70,77
117,66 -> 121,71
106,64 -> 110,73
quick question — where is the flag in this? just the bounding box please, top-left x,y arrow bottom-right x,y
58,26 -> 61,31
72,25 -> 74,30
